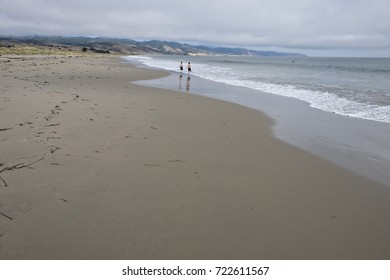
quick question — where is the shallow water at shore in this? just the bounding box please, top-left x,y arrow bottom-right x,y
126,55 -> 390,124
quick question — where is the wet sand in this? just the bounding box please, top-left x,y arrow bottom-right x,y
1,55 -> 390,259
138,72 -> 390,187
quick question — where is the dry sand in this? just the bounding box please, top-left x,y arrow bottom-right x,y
0,55 -> 390,259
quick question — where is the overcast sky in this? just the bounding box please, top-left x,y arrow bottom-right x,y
1,0 -> 389,56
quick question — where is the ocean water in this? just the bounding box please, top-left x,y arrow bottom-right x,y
126,55 -> 390,124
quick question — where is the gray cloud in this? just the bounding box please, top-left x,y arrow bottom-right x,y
1,0 -> 389,56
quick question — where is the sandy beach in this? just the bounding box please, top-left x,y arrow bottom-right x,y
1,55 -> 390,259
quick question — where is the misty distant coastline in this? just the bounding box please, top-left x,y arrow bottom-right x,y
0,36 -> 306,57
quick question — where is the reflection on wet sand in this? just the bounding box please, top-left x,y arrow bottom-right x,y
186,76 -> 191,92
179,74 -> 182,90
179,74 -> 191,92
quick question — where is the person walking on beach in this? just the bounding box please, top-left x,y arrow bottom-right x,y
187,62 -> 192,75
180,62 -> 184,72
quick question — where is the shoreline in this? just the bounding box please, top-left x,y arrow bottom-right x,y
1,55 -> 390,259
132,62 -> 390,187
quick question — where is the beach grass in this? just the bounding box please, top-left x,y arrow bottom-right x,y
0,44 -> 114,56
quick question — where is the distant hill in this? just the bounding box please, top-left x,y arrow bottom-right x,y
0,36 -> 306,57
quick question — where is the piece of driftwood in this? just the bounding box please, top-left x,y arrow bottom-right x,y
0,157 -> 44,187
1,212 -> 14,221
